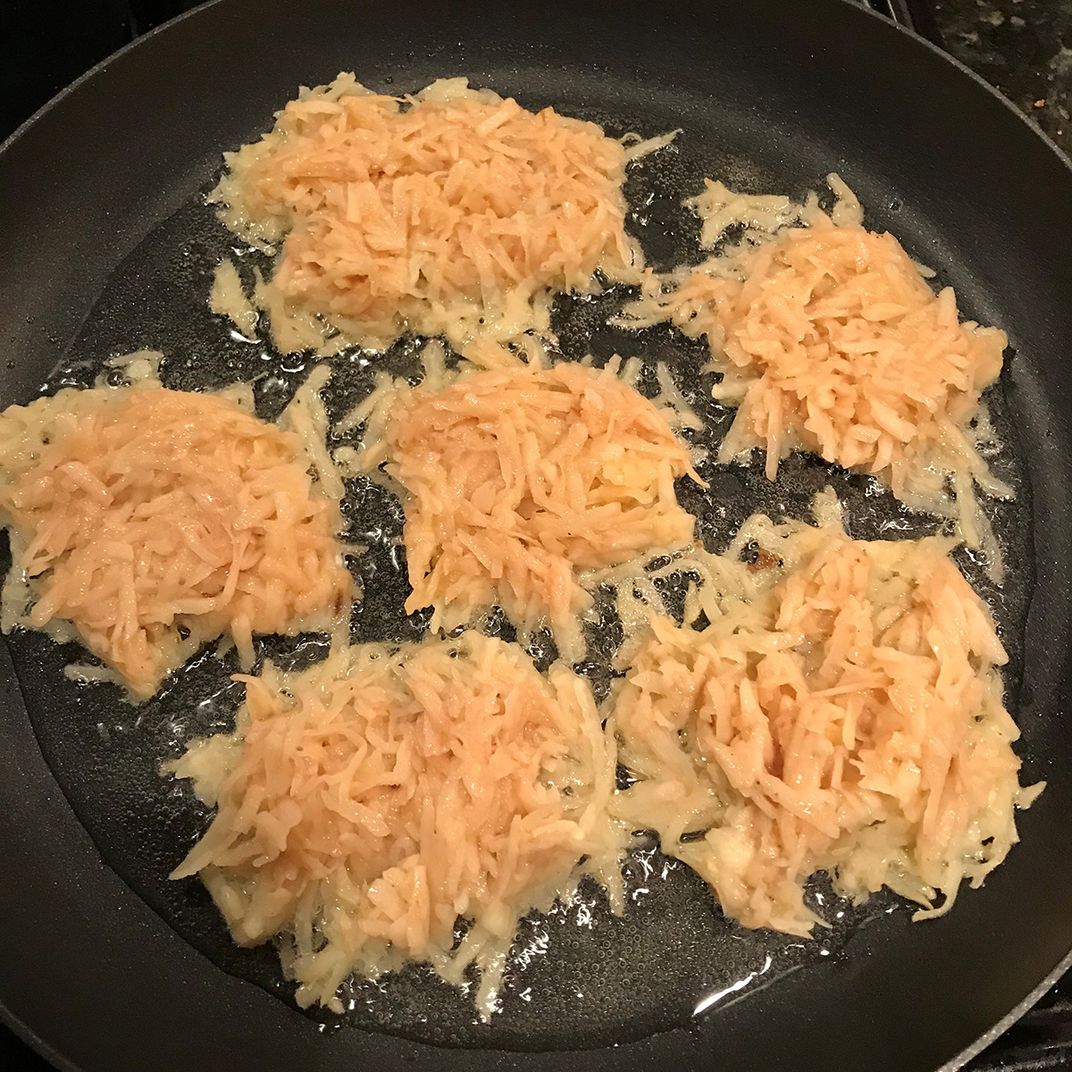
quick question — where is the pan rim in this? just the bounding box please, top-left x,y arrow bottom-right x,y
0,1005 -> 78,1072
0,0 -> 221,162
940,947 -> 1072,1071
5,0 -> 1071,183
1,1 -> 1070,1070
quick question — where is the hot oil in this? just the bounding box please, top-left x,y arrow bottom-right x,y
5,103 -> 1034,1052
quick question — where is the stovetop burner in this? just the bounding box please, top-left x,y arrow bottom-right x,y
973,980 -> 1072,1070
0,2 -> 1068,1070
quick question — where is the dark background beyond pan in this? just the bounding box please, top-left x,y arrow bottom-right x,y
1,2 -> 1072,1070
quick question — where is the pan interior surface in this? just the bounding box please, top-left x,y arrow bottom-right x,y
0,3 -> 1070,1071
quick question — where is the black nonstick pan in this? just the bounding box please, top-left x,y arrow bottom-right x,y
1,1 -> 1071,1070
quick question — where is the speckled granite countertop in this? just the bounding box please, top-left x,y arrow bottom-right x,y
936,0 -> 1072,154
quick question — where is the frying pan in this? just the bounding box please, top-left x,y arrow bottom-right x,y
1,1 -> 1071,1069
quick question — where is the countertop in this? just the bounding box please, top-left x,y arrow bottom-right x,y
936,0 -> 1072,154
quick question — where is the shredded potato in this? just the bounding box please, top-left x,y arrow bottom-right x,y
0,368 -> 351,699
209,260 -> 258,338
3,72 -> 1032,1010
211,73 -> 665,353
613,493 -> 1041,935
348,343 -> 703,661
622,176 -> 1011,578
167,631 -> 622,1016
